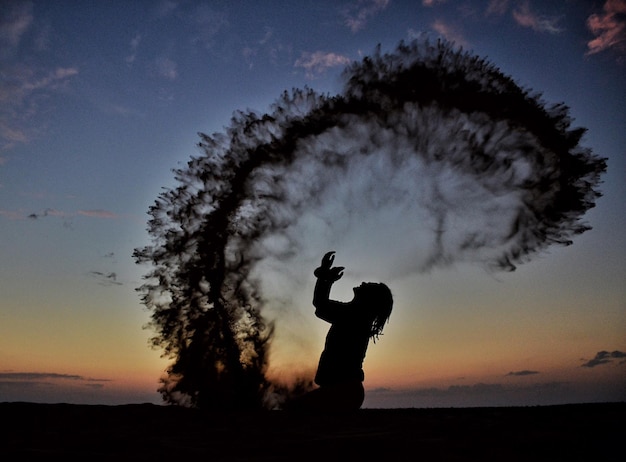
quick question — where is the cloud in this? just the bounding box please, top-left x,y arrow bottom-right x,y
431,20 -> 468,47
586,0 -> 626,58
581,350 -> 626,368
0,371 -> 112,402
89,253 -> 122,286
365,382 -> 572,408
0,371 -> 110,382
0,0 -> 33,52
0,372 -> 80,381
294,51 -> 352,78
0,124 -> 28,147
1,208 -> 118,222
156,0 -> 179,18
0,66 -> 79,150
512,1 -> 562,34
7,66 -> 78,95
506,370 -> 540,376
85,382 -> 105,389
486,0 -> 509,16
0,209 -> 24,220
369,386 -> 392,393
147,3 -> 229,72
343,0 -> 390,33
242,27 -> 292,69
189,3 -> 228,49
27,208 -> 68,220
88,271 -> 123,286
0,372 -> 158,404
77,209 -> 119,219
125,33 -> 142,64
1,64 -> 77,91
259,27 -> 273,46
154,56 -> 178,80
100,102 -> 143,117
422,0 -> 447,6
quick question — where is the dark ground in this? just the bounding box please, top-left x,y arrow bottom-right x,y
1,402 -> 623,461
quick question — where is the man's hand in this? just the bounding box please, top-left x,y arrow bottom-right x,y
314,251 -> 345,282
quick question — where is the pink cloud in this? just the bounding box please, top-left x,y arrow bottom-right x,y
78,209 -> 119,219
431,20 -> 468,47
27,208 -> 70,220
586,0 -> 626,57
295,51 -> 352,78
0,124 -> 28,146
41,209 -> 68,217
0,209 -> 24,220
512,1 -> 562,34
20,67 -> 79,92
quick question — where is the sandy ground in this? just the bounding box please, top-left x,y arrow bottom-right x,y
1,402 -> 623,460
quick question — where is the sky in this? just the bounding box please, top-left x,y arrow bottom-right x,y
1,0 -> 625,408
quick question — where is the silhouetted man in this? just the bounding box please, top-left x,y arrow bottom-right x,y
291,251 -> 393,411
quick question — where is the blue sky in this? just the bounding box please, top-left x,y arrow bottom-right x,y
1,0 -> 625,407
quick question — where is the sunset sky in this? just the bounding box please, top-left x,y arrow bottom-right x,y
1,0 -> 625,408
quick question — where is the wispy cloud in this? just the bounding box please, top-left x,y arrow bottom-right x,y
422,0 -> 447,6
431,20 -> 468,47
88,271 -> 123,286
0,371 -> 157,404
1,208 -> 118,221
0,0 -> 33,53
0,2 -> 78,151
77,209 -> 119,219
0,1 -> 78,151
99,102 -> 143,118
295,51 -> 352,79
241,27 -> 292,69
486,0 -> 509,17
156,0 -> 179,18
0,123 -> 28,149
512,1 -> 562,34
27,208 -> 68,220
154,56 -> 178,80
586,0 -> 626,59
506,370 -> 540,376
0,371 -> 111,400
581,350 -> 626,368
0,209 -> 24,220
1,372 -> 76,381
366,381 -> 572,407
0,371 -> 110,383
125,33 -> 142,64
147,3 -> 228,76
0,65 -> 79,150
342,0 -> 390,33
189,3 -> 228,49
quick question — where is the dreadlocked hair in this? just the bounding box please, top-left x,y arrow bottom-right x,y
363,283 -> 393,342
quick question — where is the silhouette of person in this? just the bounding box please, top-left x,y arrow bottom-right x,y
290,251 -> 393,411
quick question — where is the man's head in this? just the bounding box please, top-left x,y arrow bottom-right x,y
354,282 -> 393,339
